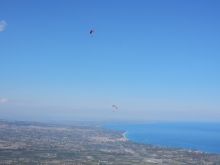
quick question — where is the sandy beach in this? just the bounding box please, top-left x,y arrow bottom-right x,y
123,131 -> 128,140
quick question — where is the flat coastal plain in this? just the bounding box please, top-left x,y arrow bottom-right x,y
0,120 -> 220,165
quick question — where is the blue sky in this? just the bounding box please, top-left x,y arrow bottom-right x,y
0,0 -> 220,121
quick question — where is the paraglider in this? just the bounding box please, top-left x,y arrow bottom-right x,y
90,30 -> 94,36
112,105 -> 118,112
112,105 -> 118,109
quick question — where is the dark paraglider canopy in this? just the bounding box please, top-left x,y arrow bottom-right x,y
112,105 -> 118,109
90,30 -> 94,34
112,105 -> 118,112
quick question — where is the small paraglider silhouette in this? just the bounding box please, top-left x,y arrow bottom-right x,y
112,105 -> 118,112
90,30 -> 94,37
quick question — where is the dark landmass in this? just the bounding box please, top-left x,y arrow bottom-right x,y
0,120 -> 220,165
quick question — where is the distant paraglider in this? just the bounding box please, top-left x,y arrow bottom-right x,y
112,105 -> 118,109
90,30 -> 94,34
90,30 -> 94,37
112,105 -> 118,112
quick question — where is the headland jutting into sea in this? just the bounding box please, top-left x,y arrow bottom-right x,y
103,122 -> 220,154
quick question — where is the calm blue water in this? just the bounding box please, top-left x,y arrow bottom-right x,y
103,122 -> 220,154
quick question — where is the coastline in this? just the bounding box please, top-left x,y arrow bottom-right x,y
103,123 -> 220,154
123,131 -> 128,140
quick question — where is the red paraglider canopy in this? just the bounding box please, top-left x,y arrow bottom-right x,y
90,30 -> 94,34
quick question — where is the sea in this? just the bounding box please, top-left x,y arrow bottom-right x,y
102,122 -> 220,154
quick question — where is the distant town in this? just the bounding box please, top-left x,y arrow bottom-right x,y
0,119 -> 220,165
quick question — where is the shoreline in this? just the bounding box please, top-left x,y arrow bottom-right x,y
123,131 -> 128,140
102,124 -> 220,155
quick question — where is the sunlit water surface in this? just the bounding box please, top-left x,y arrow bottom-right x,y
103,122 -> 220,154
